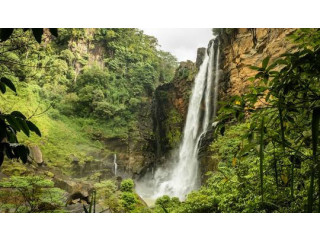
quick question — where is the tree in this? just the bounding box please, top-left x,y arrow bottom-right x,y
0,29 -> 57,167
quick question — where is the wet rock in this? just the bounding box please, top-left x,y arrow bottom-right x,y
65,203 -> 84,213
67,191 -> 89,205
196,48 -> 206,68
198,128 -> 216,183
52,175 -> 93,206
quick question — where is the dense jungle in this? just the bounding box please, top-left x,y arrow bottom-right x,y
0,28 -> 320,213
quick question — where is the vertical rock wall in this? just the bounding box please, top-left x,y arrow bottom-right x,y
152,61 -> 197,163
219,28 -> 297,97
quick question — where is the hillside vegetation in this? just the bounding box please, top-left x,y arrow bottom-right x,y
0,28 -> 177,212
1,28 -> 320,213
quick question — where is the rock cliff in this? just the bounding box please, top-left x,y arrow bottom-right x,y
151,60 -> 197,165
219,28 -> 297,97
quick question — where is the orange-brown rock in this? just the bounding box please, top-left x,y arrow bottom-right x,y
220,28 -> 297,98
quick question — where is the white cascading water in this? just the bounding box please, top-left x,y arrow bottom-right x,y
202,45 -> 215,131
136,42 -> 219,200
212,47 -> 220,119
113,154 -> 117,176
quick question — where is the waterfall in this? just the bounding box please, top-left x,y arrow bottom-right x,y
212,47 -> 220,119
113,154 -> 117,176
202,44 -> 215,131
136,41 -> 220,200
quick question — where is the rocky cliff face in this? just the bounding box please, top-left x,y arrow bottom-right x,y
151,61 -> 197,166
199,28 -> 298,181
219,28 -> 297,97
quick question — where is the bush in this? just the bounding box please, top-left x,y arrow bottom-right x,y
120,192 -> 137,212
120,179 -> 134,192
94,180 -> 122,213
0,176 -> 66,213
154,195 -> 180,213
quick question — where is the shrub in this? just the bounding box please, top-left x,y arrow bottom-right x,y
120,192 -> 137,212
0,176 -> 66,213
120,179 -> 134,192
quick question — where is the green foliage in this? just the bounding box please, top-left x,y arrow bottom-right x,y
154,195 -> 181,213
165,109 -> 183,148
0,77 -> 16,93
94,180 -> 123,212
159,121 -> 305,213
120,191 -> 137,212
0,28 -> 178,213
83,190 -> 96,213
0,176 -> 65,213
259,116 -> 265,203
119,179 -> 139,212
94,179 -> 149,213
288,28 -> 320,49
180,188 -> 220,213
58,28 -> 178,129
308,107 -> 320,211
211,29 -> 320,212
0,28 -> 178,176
117,178 -> 151,212
0,81 -> 106,173
0,30 -> 44,167
120,179 -> 134,192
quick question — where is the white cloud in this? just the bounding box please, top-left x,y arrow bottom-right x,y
141,28 -> 213,62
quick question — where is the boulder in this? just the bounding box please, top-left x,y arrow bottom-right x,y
29,145 -> 43,165
64,203 -> 84,213
67,191 -> 89,205
53,177 -> 78,193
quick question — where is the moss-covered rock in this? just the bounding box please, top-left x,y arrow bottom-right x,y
150,60 -> 197,166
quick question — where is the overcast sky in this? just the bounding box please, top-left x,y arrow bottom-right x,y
141,28 -> 213,62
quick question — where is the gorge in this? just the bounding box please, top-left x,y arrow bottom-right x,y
1,28 -> 319,213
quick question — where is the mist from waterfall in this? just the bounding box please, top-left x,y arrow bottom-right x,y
136,41 -> 220,200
